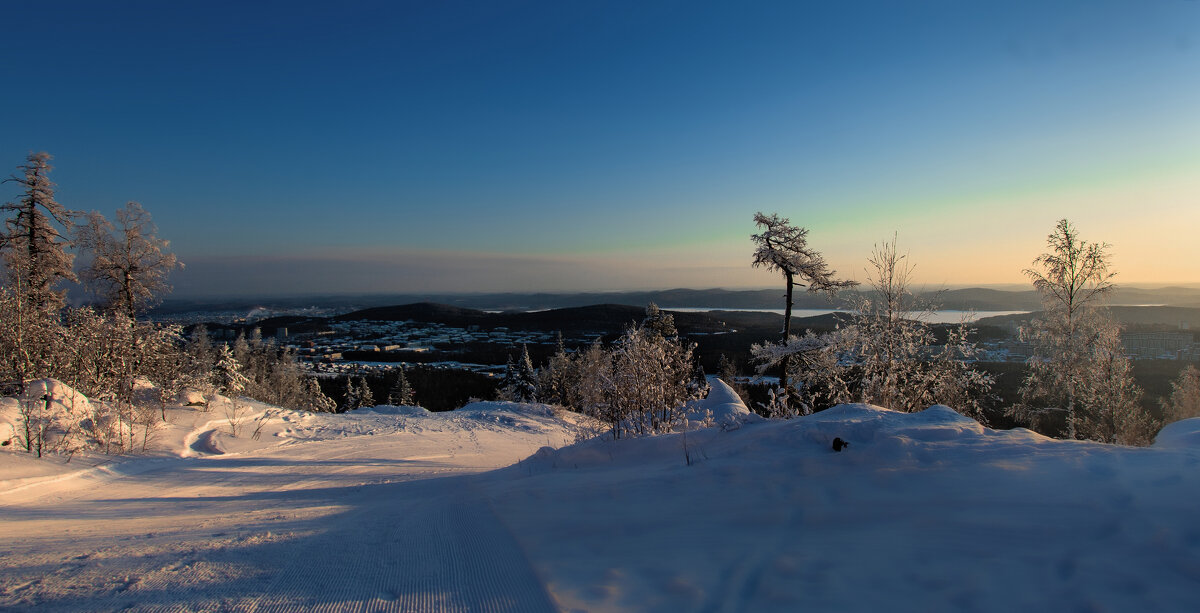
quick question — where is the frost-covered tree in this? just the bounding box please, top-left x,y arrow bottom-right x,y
212,344 -> 248,399
1163,365 -> 1200,423
75,202 -> 181,319
758,385 -> 792,419
212,344 -> 249,436
1075,324 -> 1156,446
14,381 -> 91,458
552,305 -> 696,438
752,329 -> 850,414
341,375 -> 360,412
753,237 -> 992,419
642,302 -> 678,339
0,153 -> 78,390
688,359 -> 710,400
302,376 -> 337,412
499,346 -> 539,403
751,212 -> 856,396
388,367 -> 416,406
499,355 -> 517,394
606,324 -> 696,437
137,322 -> 187,421
1013,219 -> 1153,443
356,376 -> 375,408
537,332 -> 573,405
1,152 -> 77,312
565,338 -> 611,415
0,284 -> 63,389
515,344 -> 539,402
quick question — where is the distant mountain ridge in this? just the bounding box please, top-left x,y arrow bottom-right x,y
154,286 -> 1200,317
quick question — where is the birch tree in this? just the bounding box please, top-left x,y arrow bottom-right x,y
76,202 -> 181,318
1014,219 -> 1155,444
1163,366 -> 1200,423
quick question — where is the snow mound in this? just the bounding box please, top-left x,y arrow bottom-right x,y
178,390 -> 207,406
0,379 -> 95,447
1154,417 -> 1200,449
17,378 -> 94,416
456,401 -> 557,418
684,378 -> 763,430
0,398 -> 19,444
520,402 -> 1048,476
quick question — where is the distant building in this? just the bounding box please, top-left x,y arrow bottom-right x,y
1121,331 -> 1196,360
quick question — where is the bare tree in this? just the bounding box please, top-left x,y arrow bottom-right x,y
751,212 -> 856,396
76,202 -> 181,319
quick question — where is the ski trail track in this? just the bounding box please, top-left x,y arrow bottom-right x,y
0,431 -> 556,612
249,477 -> 556,613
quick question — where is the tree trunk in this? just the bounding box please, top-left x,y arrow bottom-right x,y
781,272 -> 795,397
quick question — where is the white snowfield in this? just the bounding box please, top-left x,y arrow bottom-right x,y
2,381 -> 1199,612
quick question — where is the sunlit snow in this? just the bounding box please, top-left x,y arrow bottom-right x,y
2,380 -> 1199,611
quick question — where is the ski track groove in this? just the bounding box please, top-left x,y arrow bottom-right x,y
244,480 -> 555,613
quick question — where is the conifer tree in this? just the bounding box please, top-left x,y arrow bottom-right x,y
751,212 -> 856,398
1,152 -> 78,311
538,332 -> 573,405
642,302 -> 678,339
514,344 -> 539,402
212,344 -> 248,398
342,376 -> 360,412
388,368 -> 416,406
1,153 -> 77,390
302,377 -> 337,412
357,376 -> 375,408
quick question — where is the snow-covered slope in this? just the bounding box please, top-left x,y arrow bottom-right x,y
2,387 -> 1198,612
484,404 -> 1200,612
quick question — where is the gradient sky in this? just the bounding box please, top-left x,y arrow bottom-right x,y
2,0 -> 1197,297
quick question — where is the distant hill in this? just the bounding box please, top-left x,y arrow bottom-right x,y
154,286 -> 1200,318
976,306 -> 1200,331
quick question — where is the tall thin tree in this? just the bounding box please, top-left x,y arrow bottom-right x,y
751,212 -> 856,394
1,152 -> 77,310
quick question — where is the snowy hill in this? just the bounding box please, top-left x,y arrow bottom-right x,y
2,384 -> 1199,611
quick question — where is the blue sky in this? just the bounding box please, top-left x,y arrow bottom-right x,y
2,1 -> 1197,296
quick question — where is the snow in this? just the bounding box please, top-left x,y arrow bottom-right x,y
2,381 -> 1199,611
683,377 -> 763,430
1154,418 -> 1200,449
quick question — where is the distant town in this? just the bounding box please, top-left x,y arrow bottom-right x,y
154,295 -> 1200,385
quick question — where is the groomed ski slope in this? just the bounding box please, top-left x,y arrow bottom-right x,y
2,380 -> 1200,612
0,398 -> 579,612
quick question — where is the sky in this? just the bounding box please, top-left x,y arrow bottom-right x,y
1,0 -> 1197,297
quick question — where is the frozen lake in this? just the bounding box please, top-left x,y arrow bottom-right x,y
670,308 -> 1029,324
